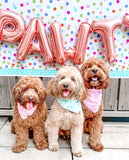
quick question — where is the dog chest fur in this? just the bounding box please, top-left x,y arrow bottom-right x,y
46,100 -> 84,130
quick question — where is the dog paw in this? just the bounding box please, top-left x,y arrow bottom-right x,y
49,144 -> 59,152
12,144 -> 27,153
74,152 -> 83,157
89,142 -> 104,151
35,140 -> 48,150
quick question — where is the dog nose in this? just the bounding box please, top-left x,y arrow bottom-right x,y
92,69 -> 98,74
63,83 -> 69,88
29,97 -> 33,101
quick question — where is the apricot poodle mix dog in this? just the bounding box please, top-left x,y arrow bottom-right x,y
46,66 -> 87,157
11,77 -> 48,153
80,57 -> 110,151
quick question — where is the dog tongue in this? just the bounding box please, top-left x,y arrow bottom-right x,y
26,102 -> 33,110
63,90 -> 70,97
92,77 -> 97,81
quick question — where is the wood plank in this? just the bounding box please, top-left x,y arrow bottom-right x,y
0,148 -> 72,160
0,77 -> 16,109
42,77 -> 55,109
102,79 -> 119,111
1,110 -> 129,117
73,149 -> 129,160
118,79 -> 129,110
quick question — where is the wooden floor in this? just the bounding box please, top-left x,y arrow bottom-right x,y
0,117 -> 129,160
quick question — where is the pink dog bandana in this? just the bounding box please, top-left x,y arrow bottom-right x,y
83,89 -> 102,113
18,102 -> 37,120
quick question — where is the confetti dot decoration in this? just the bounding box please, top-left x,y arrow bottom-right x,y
0,0 -> 129,74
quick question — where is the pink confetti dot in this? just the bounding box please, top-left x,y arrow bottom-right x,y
77,19 -> 81,22
44,23 -> 47,27
67,11 -> 70,14
125,13 -> 128,15
93,52 -> 96,55
14,54 -> 16,57
114,37 -> 116,41
126,39 -> 129,43
81,6 -> 84,9
20,3 -> 24,7
125,56 -> 128,59
87,5 -> 89,8
21,67 -> 24,69
116,0 -> 119,3
6,8 -> 10,10
99,11 -> 102,14
70,38 -> 73,41
87,47 -> 90,50
99,52 -> 102,55
99,39 -> 102,42
115,59 -> 118,62
43,62 -> 47,65
3,57 -> 6,59
26,2 -> 29,5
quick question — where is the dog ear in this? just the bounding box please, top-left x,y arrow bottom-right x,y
77,86 -> 87,101
47,78 -> 59,98
39,86 -> 47,103
100,75 -> 110,89
12,83 -> 21,101
80,63 -> 86,77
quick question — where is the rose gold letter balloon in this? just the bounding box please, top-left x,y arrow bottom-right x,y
123,15 -> 129,27
17,18 -> 53,63
73,22 -> 90,64
91,18 -> 122,64
0,9 -> 25,42
50,22 -> 66,65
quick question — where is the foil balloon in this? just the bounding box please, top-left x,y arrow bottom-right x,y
17,18 -> 53,63
73,22 -> 90,64
91,18 -> 122,65
50,22 -> 90,65
50,22 -> 66,65
123,15 -> 129,27
0,9 -> 25,43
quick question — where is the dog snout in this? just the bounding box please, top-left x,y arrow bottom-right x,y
92,69 -> 97,74
28,97 -> 33,101
63,83 -> 69,88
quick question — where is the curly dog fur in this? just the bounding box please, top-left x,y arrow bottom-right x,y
11,77 -> 48,153
80,57 -> 110,151
46,66 -> 87,157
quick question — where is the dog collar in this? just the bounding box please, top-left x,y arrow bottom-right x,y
17,103 -> 37,120
83,89 -> 102,113
57,98 -> 83,115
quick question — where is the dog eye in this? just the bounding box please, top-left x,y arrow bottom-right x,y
71,78 -> 75,81
35,89 -> 38,92
98,66 -> 101,68
88,66 -> 92,68
61,77 -> 65,80
24,88 -> 28,91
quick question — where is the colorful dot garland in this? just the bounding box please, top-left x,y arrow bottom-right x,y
0,0 -> 129,75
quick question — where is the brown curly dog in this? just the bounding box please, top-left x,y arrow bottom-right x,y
11,77 -> 48,153
80,57 -> 110,151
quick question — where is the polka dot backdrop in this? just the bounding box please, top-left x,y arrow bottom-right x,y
0,0 -> 129,76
